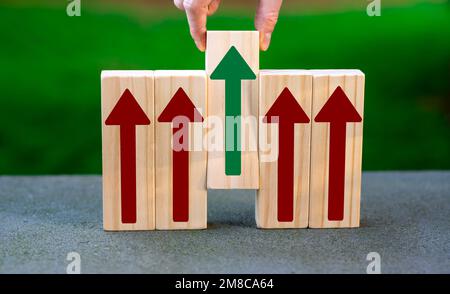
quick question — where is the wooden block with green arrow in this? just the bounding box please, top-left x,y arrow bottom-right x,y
206,31 -> 260,189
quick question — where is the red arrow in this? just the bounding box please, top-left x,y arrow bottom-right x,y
105,89 -> 150,223
315,86 -> 362,221
263,88 -> 310,222
158,87 -> 204,222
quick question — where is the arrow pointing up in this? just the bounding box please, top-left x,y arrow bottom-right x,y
211,46 -> 256,80
105,89 -> 150,224
158,87 -> 203,222
264,88 -> 310,222
211,46 -> 256,176
315,86 -> 362,221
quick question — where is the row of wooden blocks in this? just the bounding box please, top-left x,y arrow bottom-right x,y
101,31 -> 364,231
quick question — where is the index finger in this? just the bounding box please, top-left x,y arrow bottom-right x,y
184,1 -> 210,51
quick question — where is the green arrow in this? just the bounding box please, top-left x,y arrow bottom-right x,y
211,46 -> 256,175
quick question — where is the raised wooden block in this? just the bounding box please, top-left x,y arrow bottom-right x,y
256,70 -> 312,229
101,71 -> 155,231
309,70 -> 365,228
206,31 -> 259,189
155,71 -> 207,230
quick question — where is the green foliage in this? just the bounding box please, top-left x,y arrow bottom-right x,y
0,2 -> 449,174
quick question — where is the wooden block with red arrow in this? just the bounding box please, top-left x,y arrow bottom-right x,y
155,71 -> 207,230
101,71 -> 155,231
309,70 -> 365,228
206,31 -> 260,189
256,70 -> 313,229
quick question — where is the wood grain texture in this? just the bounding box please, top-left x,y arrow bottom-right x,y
309,70 -> 365,228
155,71 -> 207,230
101,71 -> 155,231
205,31 -> 259,189
256,70 -> 312,228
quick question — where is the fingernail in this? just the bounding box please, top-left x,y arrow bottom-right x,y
262,33 -> 271,51
195,40 -> 206,52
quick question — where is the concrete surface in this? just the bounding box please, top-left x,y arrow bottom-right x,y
0,172 -> 449,274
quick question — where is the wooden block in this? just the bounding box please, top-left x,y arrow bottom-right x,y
155,71 -> 207,230
101,71 -> 155,231
256,70 -> 312,228
205,31 -> 260,189
309,70 -> 365,228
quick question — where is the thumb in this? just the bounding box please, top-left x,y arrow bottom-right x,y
255,0 -> 283,51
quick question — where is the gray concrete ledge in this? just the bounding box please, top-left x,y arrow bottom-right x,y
0,172 -> 449,273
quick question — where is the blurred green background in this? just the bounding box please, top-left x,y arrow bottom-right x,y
0,0 -> 449,174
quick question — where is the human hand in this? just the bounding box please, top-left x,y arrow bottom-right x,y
174,0 -> 283,51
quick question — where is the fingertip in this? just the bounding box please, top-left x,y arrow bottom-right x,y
194,34 -> 206,52
195,40 -> 206,52
260,32 -> 271,51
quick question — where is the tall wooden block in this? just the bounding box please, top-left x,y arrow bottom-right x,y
309,70 -> 365,228
256,70 -> 312,228
101,71 -> 155,231
206,31 -> 260,189
155,71 -> 207,230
